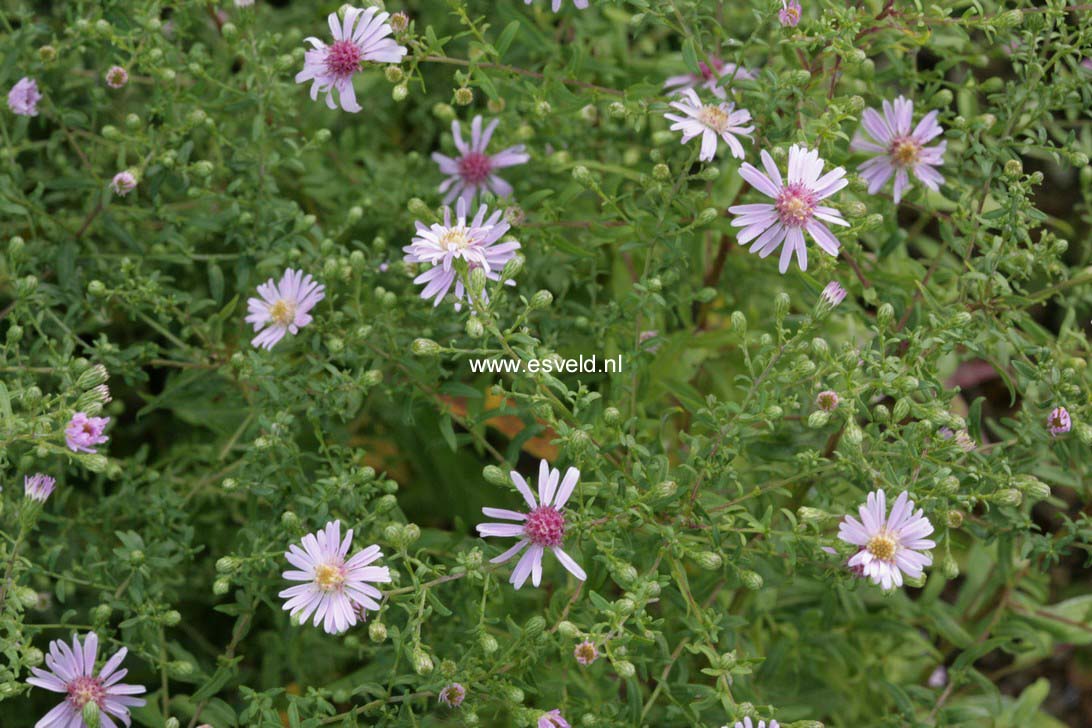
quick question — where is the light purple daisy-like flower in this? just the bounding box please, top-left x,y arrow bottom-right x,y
295,6 -> 407,113
664,57 -> 756,100
573,640 -> 598,665
402,199 -> 521,310
526,0 -> 589,11
851,96 -> 946,204
728,145 -> 849,273
664,89 -> 753,162
1047,406 -> 1071,437
820,281 -> 846,308
24,473 -> 56,502
838,489 -> 936,591
433,116 -> 529,205
8,77 -> 42,116
110,171 -> 137,196
65,413 -> 110,454
105,66 -> 129,89
438,682 -> 466,708
939,426 -> 975,452
928,665 -> 948,688
733,720 -> 779,728
279,520 -> 391,635
26,632 -> 147,728
245,268 -> 326,350
539,709 -> 571,728
476,459 -> 586,590
779,0 -> 802,27
816,390 -> 839,412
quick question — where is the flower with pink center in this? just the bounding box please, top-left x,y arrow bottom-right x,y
295,6 -> 407,113
539,709 -> 571,728
8,77 -> 42,116
65,413 -> 110,454
526,0 -> 590,11
438,682 -> 466,708
279,520 -> 391,635
573,641 -> 598,665
816,390 -> 839,412
939,426 -> 975,452
245,268 -> 326,350
851,96 -> 946,204
728,145 -> 849,273
820,281 -> 846,308
1047,406 -> 1071,437
26,632 -> 146,728
433,116 -> 529,205
664,89 -> 753,162
476,459 -> 586,590
838,489 -> 935,591
104,66 -> 129,89
779,0 -> 802,27
664,57 -> 756,100
402,199 -> 521,310
110,171 -> 137,196
25,473 -> 56,502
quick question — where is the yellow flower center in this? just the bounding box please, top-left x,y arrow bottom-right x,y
314,563 -> 345,591
866,532 -> 897,561
698,105 -> 730,133
891,138 -> 921,167
440,228 -> 471,251
269,299 -> 296,326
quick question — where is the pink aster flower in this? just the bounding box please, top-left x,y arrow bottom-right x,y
664,89 -> 753,162
664,57 -> 756,100
26,632 -> 147,728
279,520 -> 391,635
728,145 -> 849,273
8,77 -> 42,116
245,268 -> 325,350
1047,406 -> 1071,437
816,390 -> 839,412
438,682 -> 466,708
110,171 -> 137,196
526,0 -> 589,11
838,489 -> 935,591
574,640 -> 598,665
476,459 -> 586,589
733,720 -> 779,728
295,6 -> 407,113
928,665 -> 948,688
65,413 -> 110,454
539,709 -> 571,728
402,199 -> 521,310
939,426 -> 975,452
1081,58 -> 1092,72
24,473 -> 56,502
433,116 -> 529,205
820,281 -> 846,308
104,66 -> 129,89
779,0 -> 802,27
851,96 -> 946,204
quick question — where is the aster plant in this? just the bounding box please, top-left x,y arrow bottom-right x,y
663,89 -> 753,162
838,490 -> 936,590
851,96 -> 946,204
432,116 -> 529,205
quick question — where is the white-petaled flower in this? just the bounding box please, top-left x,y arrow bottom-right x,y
664,57 -> 756,99
245,268 -> 326,350
432,116 -> 529,205
526,0 -> 589,11
295,6 -> 407,113
728,145 -> 849,273
851,96 -> 946,204
402,198 -> 520,310
476,459 -> 586,589
730,719 -> 779,728
663,89 -> 753,162
820,281 -> 847,308
279,520 -> 391,635
838,489 -> 936,591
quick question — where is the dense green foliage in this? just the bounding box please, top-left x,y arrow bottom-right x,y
2,1 -> 1091,726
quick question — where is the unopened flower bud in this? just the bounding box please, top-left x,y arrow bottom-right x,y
413,649 -> 434,675
454,87 -> 474,106
369,620 -> 388,642
876,302 -> 895,329
940,555 -> 959,579
524,615 -> 547,638
572,165 -> 595,187
557,620 -> 580,639
651,480 -> 678,501
739,570 -> 764,591
946,510 -> 963,528
483,465 -> 508,486
995,488 -> 1022,507
392,83 -> 409,102
696,207 -> 718,226
731,310 -> 747,333
807,410 -> 830,428
216,557 -> 240,573
501,255 -> 523,280
82,703 -> 102,728
694,551 -> 723,570
529,290 -> 553,309
614,660 -> 636,678
412,338 -> 441,356
1014,475 -> 1050,501
774,292 -> 791,320
213,578 -> 231,595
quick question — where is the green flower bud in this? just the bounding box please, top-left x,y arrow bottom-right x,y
433,102 -> 456,121
480,633 -> 499,653
83,703 -> 102,728
1014,475 -> 1050,501
876,302 -> 895,329
454,87 -> 474,106
652,163 -> 671,180
995,488 -> 1022,507
774,292 -> 791,321
694,551 -> 723,570
808,410 -> 831,429
392,83 -> 409,102
164,718 -> 180,728
614,564 -> 639,586
650,480 -> 678,501
529,290 -> 553,309
413,649 -> 434,675
946,510 -> 963,528
168,660 -> 193,677
213,577 -> 231,595
91,604 -> 113,622
501,255 -> 524,280
614,660 -> 636,678
739,570 -> 763,590
844,421 -> 863,446
412,338 -> 441,356
695,207 -> 719,226
524,615 -> 547,638
162,610 -> 182,626
369,620 -> 388,642
38,45 -> 57,62
385,66 -> 404,84
572,165 -> 596,187
216,556 -> 239,573
557,620 -> 580,639
731,310 -> 747,333
506,685 -> 525,703
796,506 -> 830,524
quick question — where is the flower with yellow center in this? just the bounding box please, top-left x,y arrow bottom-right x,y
698,105 -> 731,133
890,138 -> 921,167
268,299 -> 297,327
440,227 -> 472,251
314,563 -> 346,591
866,532 -> 897,561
